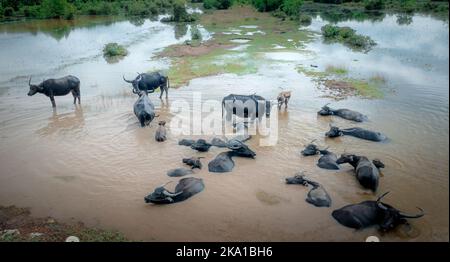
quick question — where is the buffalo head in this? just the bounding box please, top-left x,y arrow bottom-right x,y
325,125 -> 343,138
123,74 -> 142,94
336,153 -> 357,165
144,182 -> 182,204
27,77 -> 43,96
376,192 -> 424,231
318,104 -> 332,116
227,140 -> 256,158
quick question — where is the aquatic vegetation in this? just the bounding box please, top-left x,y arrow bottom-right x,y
326,65 -> 348,75
321,24 -> 376,52
296,65 -> 384,99
161,0 -> 198,22
203,0 -> 234,9
365,0 -> 385,11
161,6 -> 313,87
103,43 -> 128,58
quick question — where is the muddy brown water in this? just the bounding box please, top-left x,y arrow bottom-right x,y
0,14 -> 448,241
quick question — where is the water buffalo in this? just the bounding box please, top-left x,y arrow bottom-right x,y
123,72 -> 169,99
183,157 -> 204,169
134,91 -> 156,127
301,139 -> 325,156
318,104 -> 368,122
190,139 -> 212,152
167,168 -> 194,177
222,94 -> 273,122
325,125 -> 387,142
286,173 -> 332,207
144,177 -> 204,204
210,137 -> 228,148
337,154 -> 385,192
179,139 -> 195,146
155,121 -> 167,142
332,192 -> 424,231
317,148 -> 340,170
208,141 -> 256,173
277,91 -> 291,110
27,76 -> 80,108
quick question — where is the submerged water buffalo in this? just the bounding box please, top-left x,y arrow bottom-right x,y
190,139 -> 212,152
337,154 -> 385,192
286,173 -> 332,207
318,104 -> 368,122
144,177 -> 204,204
325,126 -> 387,142
123,72 -> 169,99
134,91 -> 156,127
332,192 -> 424,231
301,139 -> 325,156
167,168 -> 194,177
317,148 -> 340,170
208,141 -> 256,173
183,157 -> 204,169
27,76 -> 80,108
179,139 -> 195,146
222,94 -> 272,122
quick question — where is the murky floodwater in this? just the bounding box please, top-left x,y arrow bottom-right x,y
0,13 -> 448,241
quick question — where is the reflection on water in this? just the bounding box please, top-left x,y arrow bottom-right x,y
0,13 -> 448,241
36,106 -> 85,137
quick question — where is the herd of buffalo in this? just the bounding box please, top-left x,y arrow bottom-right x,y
27,72 -> 424,236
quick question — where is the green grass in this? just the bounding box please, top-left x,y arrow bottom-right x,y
346,78 -> 384,99
321,24 -> 376,52
326,65 -> 348,75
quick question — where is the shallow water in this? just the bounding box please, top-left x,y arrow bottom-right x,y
0,14 -> 448,241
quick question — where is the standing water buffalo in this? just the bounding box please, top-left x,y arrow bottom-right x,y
144,177 -> 204,204
134,91 -> 156,127
318,104 -> 368,122
286,173 -> 332,207
123,72 -> 169,99
27,76 -> 80,108
325,125 -> 387,142
222,94 -> 273,122
332,192 -> 424,231
337,153 -> 385,192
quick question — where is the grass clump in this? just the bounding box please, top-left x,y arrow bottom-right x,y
326,65 -> 348,75
103,43 -> 128,57
321,24 -> 376,52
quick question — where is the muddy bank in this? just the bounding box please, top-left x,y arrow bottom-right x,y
0,205 -> 127,242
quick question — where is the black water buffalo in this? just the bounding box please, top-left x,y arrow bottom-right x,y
325,126 -> 387,142
301,139 -> 325,156
337,154 -> 385,192
222,94 -> 273,122
27,76 -> 80,108
155,121 -> 167,142
317,148 -> 340,170
190,139 -> 212,152
332,192 -> 424,231
123,72 -> 169,99
286,173 -> 332,207
134,91 -> 156,127
318,104 -> 368,122
208,141 -> 256,173
210,137 -> 228,148
144,177 -> 204,204
183,157 -> 204,169
179,139 -> 195,146
167,168 -> 194,177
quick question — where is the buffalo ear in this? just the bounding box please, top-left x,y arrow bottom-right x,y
37,85 -> 44,91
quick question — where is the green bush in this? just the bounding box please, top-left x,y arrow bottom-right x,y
40,0 -> 75,19
3,6 -> 14,16
282,0 -> 303,16
203,0 -> 233,9
299,13 -> 312,24
321,24 -> 376,52
103,43 -> 128,57
252,0 -> 284,12
364,0 -> 385,10
191,25 -> 202,40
